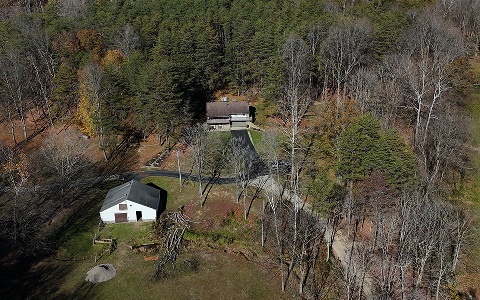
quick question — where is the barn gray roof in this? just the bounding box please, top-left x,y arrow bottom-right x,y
206,101 -> 249,118
100,180 -> 160,212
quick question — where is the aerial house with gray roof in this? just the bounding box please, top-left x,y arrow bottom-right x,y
100,180 -> 166,223
206,101 -> 251,129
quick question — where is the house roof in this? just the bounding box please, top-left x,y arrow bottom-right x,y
206,101 -> 249,118
100,180 -> 161,212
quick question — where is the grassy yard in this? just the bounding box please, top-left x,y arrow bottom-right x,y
20,176 -> 286,299
141,176 -> 198,211
141,177 -> 264,240
249,129 -> 263,149
212,130 -> 232,140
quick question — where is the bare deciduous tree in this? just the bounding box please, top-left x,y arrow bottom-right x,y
281,34 -> 311,210
0,44 -> 32,143
0,145 -> 31,247
22,19 -> 56,124
201,130 -> 230,206
400,13 -> 465,149
435,0 -> 480,52
57,0 -> 88,19
115,23 -> 139,58
263,199 -> 326,294
227,136 -> 256,219
322,19 -> 372,109
341,188 -> 469,299
227,136 -> 245,203
257,131 -> 283,247
40,128 -> 92,208
182,123 -> 207,207
355,13 -> 470,196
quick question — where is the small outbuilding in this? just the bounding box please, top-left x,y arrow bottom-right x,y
100,180 -> 166,223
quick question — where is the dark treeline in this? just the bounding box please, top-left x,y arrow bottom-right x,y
0,0 -> 478,152
0,0 -> 437,150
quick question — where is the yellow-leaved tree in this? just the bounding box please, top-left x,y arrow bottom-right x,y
101,49 -> 125,70
76,67 -> 97,137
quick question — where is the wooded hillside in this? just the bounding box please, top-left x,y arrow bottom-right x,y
1,0 -> 480,299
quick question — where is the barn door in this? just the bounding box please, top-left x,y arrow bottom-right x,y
114,213 -> 128,223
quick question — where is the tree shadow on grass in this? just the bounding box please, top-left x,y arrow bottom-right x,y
57,281 -> 96,300
0,187 -> 115,299
52,180 -> 123,249
201,174 -> 220,207
0,181 -> 122,299
102,136 -> 141,175
0,258 -> 80,300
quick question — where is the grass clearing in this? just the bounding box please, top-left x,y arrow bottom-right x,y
249,129 -> 263,148
211,130 -> 232,140
23,176 -> 286,299
141,176 -> 198,210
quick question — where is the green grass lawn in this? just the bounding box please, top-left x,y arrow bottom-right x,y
32,177 -> 286,300
211,130 -> 232,140
141,176 -> 199,210
50,249 -> 285,300
249,129 -> 263,148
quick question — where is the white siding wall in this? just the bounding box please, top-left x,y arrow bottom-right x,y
230,114 -> 249,121
100,200 -> 157,223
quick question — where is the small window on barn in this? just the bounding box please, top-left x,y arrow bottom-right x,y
119,204 -> 127,210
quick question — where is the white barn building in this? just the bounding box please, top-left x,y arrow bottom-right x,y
100,180 -> 165,223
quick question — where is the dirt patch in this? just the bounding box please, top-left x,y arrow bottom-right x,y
159,149 -> 184,170
182,193 -> 245,230
135,134 -> 163,168
214,90 -> 247,102
0,112 -> 44,147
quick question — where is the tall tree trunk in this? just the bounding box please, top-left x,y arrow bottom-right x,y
20,113 -> 27,140
261,198 -> 265,247
197,163 -> 203,207
102,148 -> 108,162
176,150 -> 182,188
243,184 -> 248,220
8,112 -> 17,145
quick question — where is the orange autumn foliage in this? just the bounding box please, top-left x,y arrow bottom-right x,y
76,29 -> 102,61
52,31 -> 80,55
76,48 -> 124,137
3,152 -> 29,183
